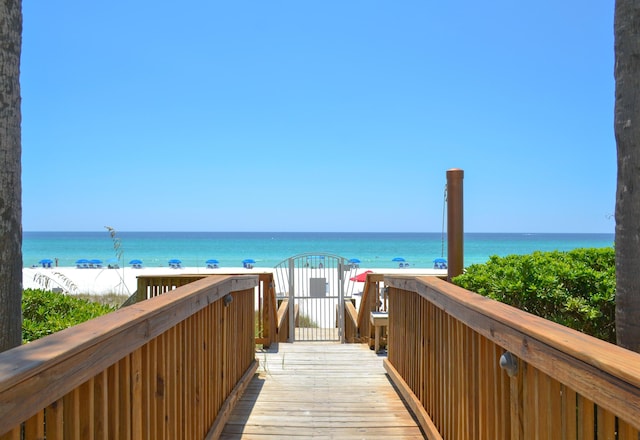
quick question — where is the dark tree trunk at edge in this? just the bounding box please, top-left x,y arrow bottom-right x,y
615,0 -> 640,352
0,0 -> 23,352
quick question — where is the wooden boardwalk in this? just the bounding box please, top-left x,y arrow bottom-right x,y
220,342 -> 425,439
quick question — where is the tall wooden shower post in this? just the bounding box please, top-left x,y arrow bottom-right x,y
447,168 -> 464,281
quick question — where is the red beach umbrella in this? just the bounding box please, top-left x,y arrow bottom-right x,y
350,270 -> 373,283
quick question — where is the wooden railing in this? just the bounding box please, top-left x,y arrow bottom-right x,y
344,300 -> 359,343
356,273 -> 385,345
276,299 -> 291,343
134,272 -> 279,348
342,273 -> 386,345
0,275 -> 258,440
384,275 -> 640,440
344,272 -> 446,346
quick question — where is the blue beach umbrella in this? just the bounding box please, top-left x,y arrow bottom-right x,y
349,258 -> 361,264
433,258 -> 447,269
168,259 -> 182,264
206,259 -> 219,264
129,259 -> 143,265
90,259 -> 103,265
76,258 -> 89,264
392,257 -> 405,262
242,258 -> 256,264
39,258 -> 53,268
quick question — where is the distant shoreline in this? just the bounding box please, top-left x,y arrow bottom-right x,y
23,230 -> 615,235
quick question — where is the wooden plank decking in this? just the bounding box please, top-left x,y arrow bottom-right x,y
220,342 -> 425,439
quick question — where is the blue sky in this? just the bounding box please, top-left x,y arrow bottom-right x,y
21,1 -> 615,233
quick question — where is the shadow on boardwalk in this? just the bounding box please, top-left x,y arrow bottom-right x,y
220,342 -> 425,439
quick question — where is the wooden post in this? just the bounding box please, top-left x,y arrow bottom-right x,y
447,169 -> 464,281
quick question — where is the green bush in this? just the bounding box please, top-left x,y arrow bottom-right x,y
22,289 -> 117,343
452,247 -> 615,343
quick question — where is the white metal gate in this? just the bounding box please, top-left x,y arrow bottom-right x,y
273,253 -> 355,342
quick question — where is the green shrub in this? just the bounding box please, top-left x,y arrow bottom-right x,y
22,289 -> 117,343
452,247 -> 615,343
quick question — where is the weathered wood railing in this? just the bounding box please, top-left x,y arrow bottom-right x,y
276,299 -> 291,343
356,273 -> 385,345
0,275 -> 258,440
344,272 -> 445,346
343,273 -> 386,345
134,272 -> 279,347
383,275 -> 640,439
344,300 -> 359,343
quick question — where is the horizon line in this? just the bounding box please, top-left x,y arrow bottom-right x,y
23,230 -> 615,235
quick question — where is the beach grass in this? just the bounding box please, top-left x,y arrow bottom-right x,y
74,292 -> 130,308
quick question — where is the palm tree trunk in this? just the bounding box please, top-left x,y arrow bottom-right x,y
0,0 -> 23,352
614,0 -> 640,352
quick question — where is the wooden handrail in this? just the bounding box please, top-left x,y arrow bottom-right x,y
133,272 -> 278,347
356,273 -> 385,343
267,277 -> 278,344
384,275 -> 640,437
277,299 -> 289,331
344,301 -> 359,343
275,299 -> 290,343
353,272 -> 444,346
345,301 -> 358,328
0,275 -> 258,438
395,276 -> 640,393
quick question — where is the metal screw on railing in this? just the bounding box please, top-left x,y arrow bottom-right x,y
499,351 -> 519,377
224,294 -> 234,307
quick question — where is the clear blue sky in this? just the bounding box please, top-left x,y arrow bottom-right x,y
21,1 -> 615,233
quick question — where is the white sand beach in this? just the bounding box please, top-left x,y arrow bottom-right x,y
22,266 -> 273,297
22,266 -> 446,298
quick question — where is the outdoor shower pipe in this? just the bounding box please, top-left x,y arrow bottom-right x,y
447,168 -> 464,281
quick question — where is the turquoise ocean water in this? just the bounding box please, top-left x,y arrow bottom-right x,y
23,231 -> 615,270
